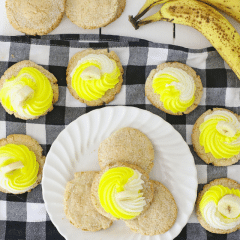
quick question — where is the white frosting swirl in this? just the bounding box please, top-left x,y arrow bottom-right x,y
203,201 -> 240,230
115,170 -> 146,213
70,54 -> 115,78
204,110 -> 240,145
153,67 -> 195,102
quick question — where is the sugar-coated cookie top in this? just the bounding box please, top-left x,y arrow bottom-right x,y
152,67 -> 196,113
199,110 -> 240,159
0,144 -> 39,194
199,185 -> 240,230
70,54 -> 121,101
98,167 -> 146,220
0,67 -> 53,119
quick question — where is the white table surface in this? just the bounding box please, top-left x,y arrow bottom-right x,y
0,0 -> 240,49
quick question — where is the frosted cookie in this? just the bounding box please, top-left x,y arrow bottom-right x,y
66,49 -> 123,106
125,180 -> 178,235
145,62 -> 203,115
64,171 -> 113,231
0,60 -> 59,120
0,134 -> 45,194
192,108 -> 240,166
5,0 -> 65,35
98,127 -> 154,173
66,0 -> 126,29
91,162 -> 154,221
196,178 -> 240,234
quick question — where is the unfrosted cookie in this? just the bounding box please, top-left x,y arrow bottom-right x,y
66,0 -> 125,29
98,127 -> 154,173
145,62 -> 203,115
66,49 -> 123,106
0,134 -> 45,194
5,0 -> 66,35
125,180 -> 178,235
91,162 -> 154,221
64,171 -> 113,231
0,60 -> 59,120
196,178 -> 240,234
192,108 -> 240,166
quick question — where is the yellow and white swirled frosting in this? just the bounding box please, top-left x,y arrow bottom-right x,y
199,185 -> 240,230
98,167 -> 146,219
199,110 -> 240,159
70,54 -> 121,101
152,67 -> 196,113
0,67 -> 53,119
0,144 -> 39,194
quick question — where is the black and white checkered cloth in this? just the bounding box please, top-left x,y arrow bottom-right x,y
0,34 -> 240,240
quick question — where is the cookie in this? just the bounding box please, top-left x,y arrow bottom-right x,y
0,60 -> 59,120
192,108 -> 240,166
125,180 -> 178,235
145,62 -> 203,115
196,178 -> 240,234
98,127 -> 154,173
0,134 -> 45,194
64,171 -> 113,231
65,0 -> 125,29
66,48 -> 123,106
91,162 -> 154,221
5,0 -> 66,35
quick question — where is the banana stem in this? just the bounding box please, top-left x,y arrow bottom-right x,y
133,0 -> 169,22
132,11 -> 166,29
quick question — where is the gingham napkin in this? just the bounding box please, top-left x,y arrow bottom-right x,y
0,34 -> 240,240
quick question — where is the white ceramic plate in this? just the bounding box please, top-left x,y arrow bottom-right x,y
42,106 -> 198,240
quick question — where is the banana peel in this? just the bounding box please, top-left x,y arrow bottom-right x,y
133,0 -> 169,21
130,0 -> 240,81
199,0 -> 240,24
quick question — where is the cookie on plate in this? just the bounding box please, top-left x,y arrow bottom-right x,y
5,0 -> 66,35
125,180 -> 178,235
145,62 -> 203,115
192,108 -> 240,166
196,178 -> 240,234
65,0 -> 126,29
0,134 -> 45,194
66,48 -> 123,106
91,162 -> 154,221
64,171 -> 113,231
98,127 -> 154,173
0,60 -> 59,120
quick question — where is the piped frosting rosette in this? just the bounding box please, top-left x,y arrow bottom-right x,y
0,144 -> 39,194
152,67 -> 196,113
199,110 -> 240,159
98,167 -> 146,220
199,185 -> 240,230
0,67 -> 53,119
70,54 -> 121,101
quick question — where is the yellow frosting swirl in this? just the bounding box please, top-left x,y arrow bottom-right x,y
199,110 -> 240,159
71,54 -> 121,101
0,67 -> 53,119
152,67 -> 195,113
199,185 -> 240,229
0,144 -> 39,194
98,167 -> 146,219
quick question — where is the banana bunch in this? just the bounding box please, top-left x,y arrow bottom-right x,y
129,0 -> 240,80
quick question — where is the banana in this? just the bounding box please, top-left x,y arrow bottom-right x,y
199,0 -> 240,24
216,121 -> 237,137
12,85 -> 34,106
131,0 -> 169,21
1,161 -> 24,174
218,194 -> 240,219
80,66 -> 101,80
130,0 -> 240,81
